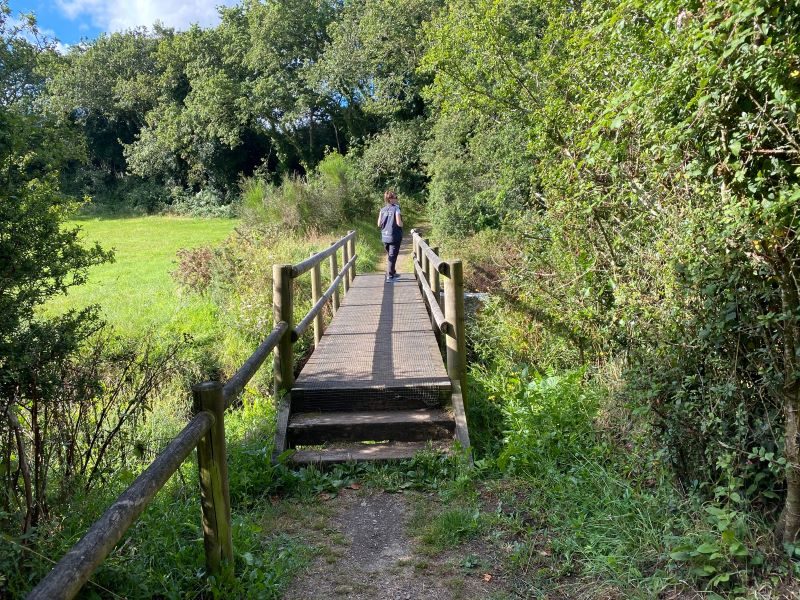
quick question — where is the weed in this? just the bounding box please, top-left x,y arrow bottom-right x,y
421,508 -> 482,552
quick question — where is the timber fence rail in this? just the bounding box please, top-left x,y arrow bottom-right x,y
27,230 -> 358,600
272,230 -> 357,456
411,229 -> 467,413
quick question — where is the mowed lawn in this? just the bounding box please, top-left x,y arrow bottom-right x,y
45,216 -> 238,336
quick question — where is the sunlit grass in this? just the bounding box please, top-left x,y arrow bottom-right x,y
44,216 -> 237,336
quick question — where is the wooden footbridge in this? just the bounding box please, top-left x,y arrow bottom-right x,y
29,229 -> 470,599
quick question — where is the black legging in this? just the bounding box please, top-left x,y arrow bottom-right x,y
384,240 -> 401,277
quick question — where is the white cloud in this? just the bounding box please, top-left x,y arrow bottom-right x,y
55,0 -> 238,33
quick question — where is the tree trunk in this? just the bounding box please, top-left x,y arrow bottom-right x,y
8,408 -> 33,534
784,385 -> 800,545
775,249 -> 800,546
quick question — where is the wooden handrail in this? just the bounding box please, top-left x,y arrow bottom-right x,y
412,231 -> 449,277
28,412 -> 215,600
293,254 -> 356,342
291,230 -> 355,278
410,229 -> 467,413
413,259 -> 450,335
274,230 -> 358,400
223,321 -> 288,406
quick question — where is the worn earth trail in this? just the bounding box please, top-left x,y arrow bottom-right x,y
281,488 -> 496,600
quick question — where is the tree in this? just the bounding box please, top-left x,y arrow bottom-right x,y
45,28 -> 163,185
0,3 -> 112,530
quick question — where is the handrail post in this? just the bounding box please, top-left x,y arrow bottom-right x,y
342,241 -> 351,294
348,231 -> 357,283
310,252 -> 323,346
430,246 -> 442,312
192,382 -> 233,576
431,246 -> 443,348
328,243 -> 340,314
421,237 -> 430,295
444,260 -> 467,410
411,229 -> 418,268
273,264 -> 294,400
422,238 -> 431,290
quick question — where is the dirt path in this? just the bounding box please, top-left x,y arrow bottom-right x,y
281,488 -> 496,600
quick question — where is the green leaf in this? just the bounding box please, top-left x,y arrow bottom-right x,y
696,542 -> 719,554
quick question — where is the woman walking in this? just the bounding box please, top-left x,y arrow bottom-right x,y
378,190 -> 403,282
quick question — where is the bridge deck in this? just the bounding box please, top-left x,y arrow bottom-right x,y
292,273 -> 451,410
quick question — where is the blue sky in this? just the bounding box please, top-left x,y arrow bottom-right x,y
8,0 -> 238,46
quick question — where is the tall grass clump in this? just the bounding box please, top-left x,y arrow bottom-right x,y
240,152 -> 372,235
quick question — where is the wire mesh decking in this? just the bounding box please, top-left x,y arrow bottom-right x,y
291,273 -> 452,412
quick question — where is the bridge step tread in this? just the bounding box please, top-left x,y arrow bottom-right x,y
289,440 -> 453,466
288,409 -> 455,444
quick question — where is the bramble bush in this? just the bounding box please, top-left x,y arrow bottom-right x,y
423,0 -> 800,542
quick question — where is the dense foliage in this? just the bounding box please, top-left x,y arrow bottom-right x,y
423,0 -> 800,545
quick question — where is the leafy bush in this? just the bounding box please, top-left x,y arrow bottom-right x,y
167,187 -> 234,218
489,369 -> 600,475
71,175 -> 169,216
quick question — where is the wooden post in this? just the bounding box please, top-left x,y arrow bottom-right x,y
421,238 -> 430,295
328,243 -> 340,314
192,382 -> 233,576
310,253 -> 323,346
431,246 -> 443,349
348,231 -> 357,282
444,260 -> 467,410
342,241 -> 351,294
431,246 -> 442,312
273,264 -> 294,401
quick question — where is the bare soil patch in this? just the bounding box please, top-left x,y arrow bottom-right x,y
282,488 -> 502,600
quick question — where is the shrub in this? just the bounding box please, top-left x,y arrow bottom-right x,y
172,247 -> 214,293
167,187 -> 233,218
490,368 -> 600,476
239,152 -> 371,233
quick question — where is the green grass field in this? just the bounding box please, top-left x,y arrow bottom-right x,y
45,216 -> 237,336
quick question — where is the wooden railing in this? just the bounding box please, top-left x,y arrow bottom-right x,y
411,229 -> 468,417
271,230 -> 357,457
27,230 -> 358,600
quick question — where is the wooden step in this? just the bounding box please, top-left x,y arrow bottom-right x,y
290,384 -> 451,412
289,440 -> 453,466
287,409 -> 455,445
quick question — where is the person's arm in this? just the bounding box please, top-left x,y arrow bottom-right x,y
377,209 -> 384,227
395,207 -> 403,228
